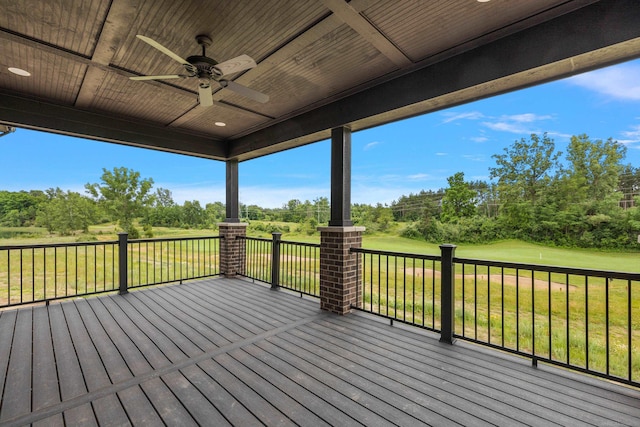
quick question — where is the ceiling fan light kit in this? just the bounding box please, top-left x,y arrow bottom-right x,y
130,34 -> 268,107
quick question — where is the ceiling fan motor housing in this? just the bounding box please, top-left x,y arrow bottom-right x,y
185,55 -> 218,79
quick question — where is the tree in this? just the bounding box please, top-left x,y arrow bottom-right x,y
182,200 -> 206,228
37,188 -> 96,235
564,135 -> 626,202
85,167 -> 155,237
313,197 -> 330,224
489,133 -> 561,206
619,165 -> 640,208
148,188 -> 181,227
391,190 -> 443,222
205,202 -> 226,224
440,172 -> 476,222
0,190 -> 46,226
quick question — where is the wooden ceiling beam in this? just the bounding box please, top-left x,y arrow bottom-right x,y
0,92 -> 227,160
75,0 -> 138,108
228,1 -> 640,161
320,0 -> 412,67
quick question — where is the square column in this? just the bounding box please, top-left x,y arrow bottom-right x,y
318,226 -> 365,314
218,222 -> 247,277
329,126 -> 353,226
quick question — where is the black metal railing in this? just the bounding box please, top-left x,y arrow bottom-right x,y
454,256 -> 640,388
352,244 -> 640,388
279,239 -> 320,296
351,247 -> 441,331
0,240 -> 119,307
128,236 -> 220,288
240,236 -> 272,284
0,234 -> 221,308
241,234 -> 320,297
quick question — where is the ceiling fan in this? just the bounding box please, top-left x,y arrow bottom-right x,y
130,34 -> 268,107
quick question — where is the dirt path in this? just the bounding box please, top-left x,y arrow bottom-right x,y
405,267 -> 576,291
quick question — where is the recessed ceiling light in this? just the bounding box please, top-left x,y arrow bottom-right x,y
8,67 -> 31,77
214,122 -> 226,127
477,0 -> 491,2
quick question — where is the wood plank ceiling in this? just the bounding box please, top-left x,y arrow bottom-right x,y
0,0 -> 639,161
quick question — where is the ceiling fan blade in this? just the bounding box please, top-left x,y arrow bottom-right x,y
198,84 -> 214,107
213,54 -> 257,77
136,35 -> 191,66
129,74 -> 186,81
221,80 -> 269,103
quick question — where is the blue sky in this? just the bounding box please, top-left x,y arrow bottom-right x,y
2,59 -> 639,209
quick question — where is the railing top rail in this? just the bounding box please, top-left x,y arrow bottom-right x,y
280,240 -> 321,248
0,240 -> 119,250
351,246 -> 441,261
129,235 -> 220,244
454,256 -> 640,281
237,236 -> 271,242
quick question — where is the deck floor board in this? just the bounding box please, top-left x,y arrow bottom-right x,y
328,314 -> 640,423
0,308 -> 32,422
305,318 -> 592,425
32,307 -> 61,412
0,277 -> 638,427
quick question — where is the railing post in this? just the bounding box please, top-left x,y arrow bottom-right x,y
440,243 -> 457,344
271,232 -> 282,289
118,232 -> 128,295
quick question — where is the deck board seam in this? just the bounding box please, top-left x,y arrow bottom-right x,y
0,309 -> 329,427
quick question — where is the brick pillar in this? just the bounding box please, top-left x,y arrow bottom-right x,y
318,226 -> 365,315
218,223 -> 247,278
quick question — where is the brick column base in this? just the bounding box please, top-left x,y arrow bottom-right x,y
318,226 -> 365,315
218,223 -> 247,278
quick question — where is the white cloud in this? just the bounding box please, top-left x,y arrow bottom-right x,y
482,113 -> 553,134
546,131 -> 572,140
470,136 -> 488,143
483,121 -> 532,134
568,63 -> 640,101
618,124 -> 640,148
462,154 -> 485,162
435,152 -> 448,156
441,111 -> 485,124
407,173 -> 431,181
364,141 -> 381,150
621,125 -> 640,142
508,113 -> 552,123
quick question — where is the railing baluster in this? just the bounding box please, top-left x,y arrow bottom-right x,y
606,276 -> 610,376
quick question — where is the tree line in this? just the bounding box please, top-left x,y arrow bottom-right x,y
1,133 -> 639,248
395,134 -> 640,249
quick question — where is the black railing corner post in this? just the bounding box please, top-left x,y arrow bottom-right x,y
118,232 -> 128,295
439,243 -> 457,344
271,232 -> 282,289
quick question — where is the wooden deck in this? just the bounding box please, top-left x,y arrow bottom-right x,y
0,278 -> 638,426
